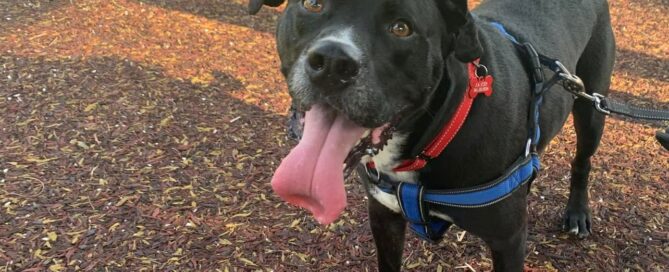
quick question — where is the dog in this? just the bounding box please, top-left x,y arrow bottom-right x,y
249,0 -> 615,271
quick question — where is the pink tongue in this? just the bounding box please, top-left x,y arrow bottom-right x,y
271,104 -> 367,224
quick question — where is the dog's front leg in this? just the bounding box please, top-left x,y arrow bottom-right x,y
471,192 -> 529,272
485,222 -> 527,272
367,192 -> 407,272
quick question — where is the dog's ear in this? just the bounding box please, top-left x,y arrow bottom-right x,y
248,0 -> 285,15
436,0 -> 483,62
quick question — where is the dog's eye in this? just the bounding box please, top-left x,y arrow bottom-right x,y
390,20 -> 413,37
302,0 -> 323,13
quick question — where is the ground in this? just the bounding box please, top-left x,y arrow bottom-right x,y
0,0 -> 667,271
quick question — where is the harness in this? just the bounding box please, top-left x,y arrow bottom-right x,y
365,22 -> 561,241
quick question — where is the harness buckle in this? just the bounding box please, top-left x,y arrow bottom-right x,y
524,138 -> 532,157
555,62 -> 611,116
555,61 -> 590,98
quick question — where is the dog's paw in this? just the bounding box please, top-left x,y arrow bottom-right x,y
563,205 -> 592,239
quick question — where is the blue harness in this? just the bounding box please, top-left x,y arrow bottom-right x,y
369,22 -> 560,241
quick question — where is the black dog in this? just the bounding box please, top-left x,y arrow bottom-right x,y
250,0 -> 615,271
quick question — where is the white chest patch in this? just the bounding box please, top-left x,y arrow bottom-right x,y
363,133 -> 454,223
367,134 -> 418,182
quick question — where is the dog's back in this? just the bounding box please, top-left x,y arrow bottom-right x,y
474,0 -> 612,67
473,0 -> 616,245
471,0 -> 615,151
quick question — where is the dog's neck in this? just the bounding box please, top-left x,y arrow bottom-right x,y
397,55 -> 471,162
374,20 -> 530,190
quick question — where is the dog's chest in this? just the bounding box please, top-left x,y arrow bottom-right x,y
363,134 -> 455,222
362,134 -> 417,213
368,134 -> 418,182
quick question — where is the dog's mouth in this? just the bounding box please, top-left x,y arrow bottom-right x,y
287,108 -> 397,176
272,104 -> 396,224
343,121 -> 396,177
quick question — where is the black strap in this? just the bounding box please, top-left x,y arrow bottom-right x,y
517,42 -> 547,152
600,98 -> 669,121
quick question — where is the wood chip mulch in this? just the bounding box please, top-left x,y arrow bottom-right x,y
0,0 -> 667,271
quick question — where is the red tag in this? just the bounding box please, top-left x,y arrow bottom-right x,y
469,75 -> 494,98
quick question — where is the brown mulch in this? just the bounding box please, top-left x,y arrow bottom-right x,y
0,0 -> 667,271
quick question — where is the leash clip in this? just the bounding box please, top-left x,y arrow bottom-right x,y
555,61 -> 586,96
592,93 -> 611,115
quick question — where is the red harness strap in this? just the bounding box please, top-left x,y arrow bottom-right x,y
391,59 -> 494,172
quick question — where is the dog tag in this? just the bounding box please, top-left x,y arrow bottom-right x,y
469,75 -> 494,98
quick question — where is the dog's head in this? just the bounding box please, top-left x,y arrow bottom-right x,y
251,0 -> 481,128
251,0 -> 483,224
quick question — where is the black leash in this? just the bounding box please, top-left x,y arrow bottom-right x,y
600,99 -> 669,121
554,63 -> 669,121
552,61 -> 669,151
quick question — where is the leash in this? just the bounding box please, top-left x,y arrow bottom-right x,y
548,59 -> 669,121
490,22 -> 669,122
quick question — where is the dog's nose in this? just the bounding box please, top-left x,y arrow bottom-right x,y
306,42 -> 360,87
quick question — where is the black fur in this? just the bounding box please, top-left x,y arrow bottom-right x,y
254,0 -> 616,270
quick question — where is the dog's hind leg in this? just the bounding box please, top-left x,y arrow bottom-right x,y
565,7 -> 615,238
367,193 -> 406,272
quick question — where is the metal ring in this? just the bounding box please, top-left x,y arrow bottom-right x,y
593,93 -> 611,115
555,60 -> 568,74
474,64 -> 489,78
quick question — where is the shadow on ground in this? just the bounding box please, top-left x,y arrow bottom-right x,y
616,48 -> 669,83
0,0 -> 70,24
139,0 -> 280,33
0,54 -> 311,271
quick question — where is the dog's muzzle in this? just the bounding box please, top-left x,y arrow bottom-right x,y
305,41 -> 361,90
